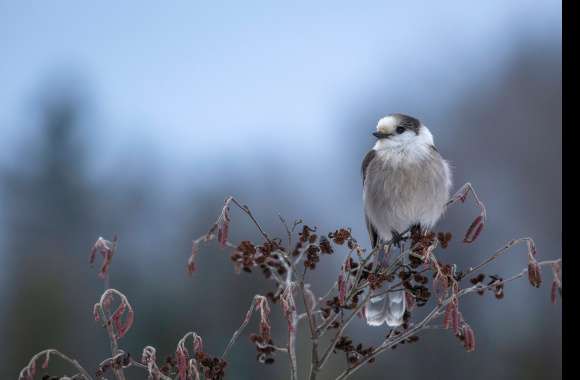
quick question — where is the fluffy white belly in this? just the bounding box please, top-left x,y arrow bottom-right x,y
363,158 -> 450,241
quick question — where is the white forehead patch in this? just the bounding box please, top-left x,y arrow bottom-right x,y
376,115 -> 397,134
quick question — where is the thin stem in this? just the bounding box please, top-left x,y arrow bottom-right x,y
461,237 -> 534,279
19,349 -> 93,380
281,284 -> 299,380
300,281 -> 320,380
132,359 -> 173,380
98,306 -> 126,380
229,197 -> 273,244
222,297 -> 260,358
288,323 -> 299,380
316,291 -> 372,371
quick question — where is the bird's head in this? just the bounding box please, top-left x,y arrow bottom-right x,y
373,113 -> 434,151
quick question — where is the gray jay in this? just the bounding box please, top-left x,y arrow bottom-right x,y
362,113 -> 451,327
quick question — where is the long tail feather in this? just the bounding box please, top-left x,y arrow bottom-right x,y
365,243 -> 406,327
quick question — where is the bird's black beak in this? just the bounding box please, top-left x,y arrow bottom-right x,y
373,132 -> 391,139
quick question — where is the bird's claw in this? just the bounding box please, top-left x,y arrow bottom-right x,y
390,230 -> 405,248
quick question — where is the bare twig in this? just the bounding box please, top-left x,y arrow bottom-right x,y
281,284 -> 299,380
19,349 -> 93,380
222,295 -> 270,359
228,197 -> 273,244
461,237 -> 536,279
316,291 -> 373,371
300,281 -> 320,380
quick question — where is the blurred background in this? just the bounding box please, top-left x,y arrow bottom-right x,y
0,1 -> 561,379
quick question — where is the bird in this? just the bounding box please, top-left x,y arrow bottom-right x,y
361,113 -> 452,327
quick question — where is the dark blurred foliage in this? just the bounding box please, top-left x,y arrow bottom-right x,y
0,38 -> 560,379
1,90 -> 98,376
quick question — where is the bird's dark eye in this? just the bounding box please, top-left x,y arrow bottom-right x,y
396,126 -> 405,134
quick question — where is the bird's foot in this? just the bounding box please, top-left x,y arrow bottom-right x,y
410,224 -> 422,237
390,230 -> 406,248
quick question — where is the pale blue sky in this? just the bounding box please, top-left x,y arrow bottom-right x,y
0,1 -> 560,177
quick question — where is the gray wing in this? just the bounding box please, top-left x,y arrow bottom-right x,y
365,214 -> 379,249
361,149 -> 376,184
362,149 -> 379,248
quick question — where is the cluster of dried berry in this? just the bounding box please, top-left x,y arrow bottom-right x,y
488,274 -> 504,299
301,227 -> 358,269
157,352 -> 226,380
249,333 -> 276,365
329,228 -> 352,246
409,231 -> 436,267
194,351 -> 227,379
320,286 -> 363,321
437,232 -> 453,248
304,244 -> 322,270
469,273 -> 487,296
292,226 -> 331,269
159,355 -> 177,375
321,296 -> 342,318
468,273 -> 505,299
367,272 -> 392,290
345,258 -> 374,287
334,336 -> 376,366
230,239 -> 287,279
399,270 -> 432,307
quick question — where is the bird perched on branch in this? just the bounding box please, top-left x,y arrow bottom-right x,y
362,113 -> 451,326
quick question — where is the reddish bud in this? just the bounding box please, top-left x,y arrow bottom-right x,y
176,347 -> 188,380
338,273 -> 347,306
463,215 -> 484,243
462,324 -> 476,352
90,236 -> 117,280
98,289 -> 134,339
41,352 -> 50,369
551,280 -> 559,304
443,302 -> 454,330
175,332 -> 203,380
451,305 -> 460,334
443,298 -> 461,334
218,221 -> 229,247
118,307 -> 134,338
28,360 -> 36,379
528,261 -> 542,288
